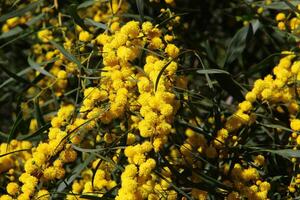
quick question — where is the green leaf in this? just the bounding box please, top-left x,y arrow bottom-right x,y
69,4 -> 89,31
109,0 -> 113,14
0,149 -> 30,158
26,13 -> 45,26
34,97 -> 45,127
196,69 -> 230,75
84,18 -> 108,30
0,63 -> 32,86
50,40 -> 84,70
79,195 -> 103,200
0,67 -> 32,89
257,122 -> 293,133
246,52 -> 281,76
57,153 -> 95,192
0,0 -> 42,22
0,30 -> 34,49
283,0 -> 300,13
224,20 -> 260,67
154,59 -> 173,92
224,25 -> 252,66
7,111 -> 23,144
0,26 -> 23,39
158,13 -> 188,28
98,186 -> 118,199
196,171 -> 232,191
215,73 -> 244,101
24,58 -> 57,89
136,0 -> 144,22
194,52 -> 213,89
77,0 -> 99,9
28,57 -> 55,78
118,13 -> 153,21
272,149 -> 300,158
18,123 -> 50,141
156,171 -> 193,200
0,131 -> 8,141
249,147 -> 300,159
155,50 -> 193,92
254,0 -> 300,10
251,19 -> 261,34
71,144 -> 106,153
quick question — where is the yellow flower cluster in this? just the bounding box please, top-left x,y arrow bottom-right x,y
210,52 -> 300,198
92,19 -> 180,199
12,104 -> 75,198
6,0 -> 300,199
0,140 -> 31,174
1,0 -> 225,199
1,0 -> 181,195
65,159 -> 117,199
224,52 -> 297,136
275,5 -> 300,36
2,16 -> 28,33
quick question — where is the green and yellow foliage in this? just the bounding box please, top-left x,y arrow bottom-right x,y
2,0 -> 300,199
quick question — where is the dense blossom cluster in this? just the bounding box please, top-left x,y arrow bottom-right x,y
0,0 -> 183,199
2,0 -> 300,199
219,52 -> 300,199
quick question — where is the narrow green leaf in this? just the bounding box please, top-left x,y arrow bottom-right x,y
250,19 -> 260,34
0,67 -> 32,89
249,147 -> 300,159
84,18 -> 108,30
0,64 -> 32,86
50,40 -> 84,70
71,144 -> 106,153
7,111 -> 23,144
98,186 -> 118,199
79,195 -> 103,200
158,13 -> 188,28
28,57 -> 55,78
0,30 -> 34,49
257,122 -> 293,133
154,59 -> 173,92
273,149 -> 300,158
57,153 -> 95,192
77,0 -> 98,9
194,52 -> 213,89
109,0 -> 114,15
26,13 -> 45,26
155,50 -> 193,92
196,69 -> 230,75
0,131 -> 8,141
118,13 -> 153,21
0,0 -> 42,22
18,123 -> 50,141
215,73 -> 244,101
199,171 -> 232,190
0,26 -> 23,39
246,53 -> 281,76
283,0 -> 300,13
202,40 -> 215,62
136,0 -> 144,22
176,119 -> 215,139
11,0 -> 22,8
254,0 -> 300,10
25,58 -> 57,88
69,4 -> 89,31
224,24 -> 253,66
0,149 -> 30,158
34,97 -> 45,127
156,171 -> 193,200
